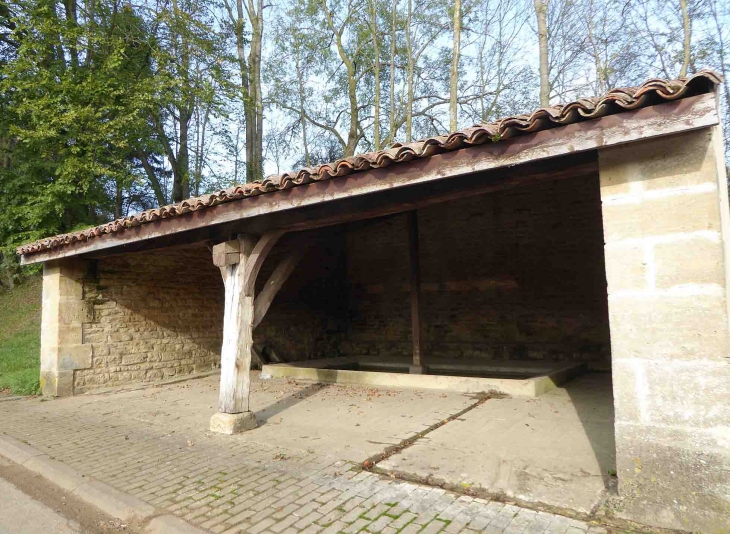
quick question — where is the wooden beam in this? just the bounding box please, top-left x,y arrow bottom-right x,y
408,211 -> 424,373
251,344 -> 265,367
213,240 -> 240,281
253,248 -> 305,329
83,157 -> 596,262
212,240 -> 240,267
242,230 -> 284,296
20,93 -> 719,265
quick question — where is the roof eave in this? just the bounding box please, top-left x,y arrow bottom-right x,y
20,91 -> 721,266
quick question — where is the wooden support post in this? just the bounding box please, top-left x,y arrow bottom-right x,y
209,231 -> 284,434
408,211 -> 425,374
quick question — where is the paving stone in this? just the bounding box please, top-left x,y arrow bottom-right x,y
321,521 -> 347,534
0,380 -> 601,534
363,503 -> 392,520
300,524 -> 325,534
400,523 -> 424,534
343,517 -> 370,534
270,514 -> 302,533
249,518 -> 277,534
341,505 -> 368,524
390,511 -> 418,530
421,519 -> 448,534
294,511 -> 324,530
318,507 -> 346,527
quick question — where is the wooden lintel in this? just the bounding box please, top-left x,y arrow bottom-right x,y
253,248 -> 306,329
408,211 -> 424,372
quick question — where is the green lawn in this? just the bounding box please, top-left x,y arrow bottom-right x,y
0,277 -> 42,395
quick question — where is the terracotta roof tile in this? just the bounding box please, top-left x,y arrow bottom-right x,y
17,70 -> 723,257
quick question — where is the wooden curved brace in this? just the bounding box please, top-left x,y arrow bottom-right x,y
253,248 -> 305,329
242,230 -> 285,296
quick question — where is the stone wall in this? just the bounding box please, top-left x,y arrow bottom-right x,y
40,259 -> 94,397
343,171 -> 611,366
599,128 -> 730,532
74,244 -> 224,393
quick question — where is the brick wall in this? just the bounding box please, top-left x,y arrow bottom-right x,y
343,171 -> 611,366
70,168 -> 611,392
253,230 -> 349,362
74,244 -> 224,392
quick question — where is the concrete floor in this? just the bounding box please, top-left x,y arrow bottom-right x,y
379,373 -> 616,514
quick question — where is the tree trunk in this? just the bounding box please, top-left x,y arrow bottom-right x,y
679,0 -> 691,77
405,0 -> 414,142
249,0 -> 264,181
62,0 -> 80,68
114,179 -> 123,219
138,150 -> 166,205
371,0 -> 381,151
709,0 -> 730,110
322,0 -> 359,156
228,0 -> 259,183
170,0 -> 191,202
449,0 -> 461,132
587,0 -> 606,94
388,0 -> 397,145
345,66 -> 359,156
295,44 -> 311,166
534,0 -> 549,107
171,105 -> 191,202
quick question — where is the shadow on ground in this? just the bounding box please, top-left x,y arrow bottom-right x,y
377,372 -> 616,514
255,383 -> 330,425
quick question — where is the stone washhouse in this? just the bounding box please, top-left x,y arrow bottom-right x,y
17,71 -> 730,532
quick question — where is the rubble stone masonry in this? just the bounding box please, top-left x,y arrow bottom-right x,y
599,127 -> 730,533
61,245 -> 224,394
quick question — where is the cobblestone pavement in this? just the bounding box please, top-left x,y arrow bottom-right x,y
0,376 -> 609,534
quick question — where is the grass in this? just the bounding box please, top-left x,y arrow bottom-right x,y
0,277 -> 42,395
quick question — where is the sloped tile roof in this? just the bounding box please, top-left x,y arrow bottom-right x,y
17,70 -> 723,257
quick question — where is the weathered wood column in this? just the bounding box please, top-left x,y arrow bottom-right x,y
210,231 -> 305,434
408,211 -> 425,374
210,232 -> 282,434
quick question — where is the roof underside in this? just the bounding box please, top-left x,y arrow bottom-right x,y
17,70 -> 723,259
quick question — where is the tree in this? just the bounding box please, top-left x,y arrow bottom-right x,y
222,0 -> 265,182
150,0 -> 226,201
449,0 -> 462,130
534,0 -> 549,106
